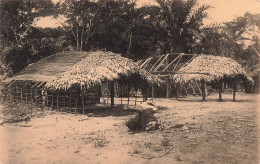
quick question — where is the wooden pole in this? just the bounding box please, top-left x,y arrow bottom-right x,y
20,81 -> 23,102
233,80 -> 236,102
69,90 -> 72,113
25,82 -> 28,102
152,85 -> 155,100
110,81 -> 114,109
127,84 -> 130,105
82,93 -> 85,114
218,82 -> 222,101
166,55 -> 170,98
30,81 -> 33,104
201,80 -> 206,101
135,90 -> 137,106
121,87 -> 123,105
46,90 -> 49,107
56,91 -> 59,110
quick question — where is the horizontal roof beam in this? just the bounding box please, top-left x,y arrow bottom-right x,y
152,71 -> 210,75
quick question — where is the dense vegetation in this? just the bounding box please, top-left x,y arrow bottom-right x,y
0,0 -> 259,83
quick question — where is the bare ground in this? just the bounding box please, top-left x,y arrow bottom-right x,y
0,93 -> 259,164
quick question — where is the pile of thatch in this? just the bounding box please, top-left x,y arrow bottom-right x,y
173,55 -> 253,84
45,51 -> 161,89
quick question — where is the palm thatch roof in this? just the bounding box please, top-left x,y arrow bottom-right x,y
6,51 -> 160,89
173,55 -> 253,84
6,51 -> 90,82
46,51 -> 160,89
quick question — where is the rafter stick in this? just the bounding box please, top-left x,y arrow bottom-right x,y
154,54 -> 169,71
162,53 -> 183,72
31,82 -> 40,88
140,57 -> 152,69
179,54 -> 197,69
172,53 -> 184,71
7,80 -> 16,88
149,55 -> 165,72
194,81 -> 202,95
136,59 -> 144,65
37,82 -> 46,88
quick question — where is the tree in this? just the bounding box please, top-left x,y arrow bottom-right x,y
155,0 -> 209,53
0,0 -> 56,46
0,0 -> 57,76
59,0 -> 100,51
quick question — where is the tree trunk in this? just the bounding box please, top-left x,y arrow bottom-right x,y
218,82 -> 222,101
233,80 -> 236,102
127,32 -> 133,58
201,80 -> 206,101
80,26 -> 84,51
110,81 -> 114,109
76,25 -> 80,51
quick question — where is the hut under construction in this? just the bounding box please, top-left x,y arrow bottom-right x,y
173,55 -> 253,101
137,53 -> 201,98
2,51 -> 160,113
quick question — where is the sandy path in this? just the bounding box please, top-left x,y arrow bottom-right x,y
0,93 -> 258,164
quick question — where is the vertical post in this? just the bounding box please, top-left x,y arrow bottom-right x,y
166,55 -> 170,98
30,81 -> 33,104
135,90 -> 137,106
120,87 -> 123,105
56,91 -> 59,110
110,81 -> 114,109
46,90 -> 49,107
201,80 -> 206,101
152,85 -> 155,100
69,90 -> 72,113
82,90 -> 85,114
20,81 -> 23,102
233,80 -> 236,102
127,84 -> 130,105
218,81 -> 222,101
25,82 -> 28,102
51,91 -> 54,109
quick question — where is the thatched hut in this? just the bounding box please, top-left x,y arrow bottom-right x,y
173,55 -> 253,101
3,51 -> 160,112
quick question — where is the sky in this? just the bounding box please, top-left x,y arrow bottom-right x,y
35,0 -> 260,28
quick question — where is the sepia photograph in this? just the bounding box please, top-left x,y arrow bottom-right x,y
0,0 -> 259,163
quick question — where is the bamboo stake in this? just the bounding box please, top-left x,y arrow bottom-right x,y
69,90 -> 72,113
110,81 -> 114,109
233,80 -> 236,102
121,88 -> 123,105
201,80 -> 206,101
166,55 -> 170,98
51,91 -> 54,109
46,90 -> 49,106
25,82 -> 28,102
218,82 -> 222,101
135,90 -> 137,106
20,81 -> 23,102
56,91 -> 59,110
82,90 -> 85,114
127,84 -> 130,105
152,85 -> 155,100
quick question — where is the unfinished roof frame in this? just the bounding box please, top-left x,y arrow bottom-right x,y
137,53 -> 202,98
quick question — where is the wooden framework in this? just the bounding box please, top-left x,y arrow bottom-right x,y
2,80 -> 100,113
137,53 -> 203,98
100,81 -> 146,106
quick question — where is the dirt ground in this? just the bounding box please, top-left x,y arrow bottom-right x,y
0,93 -> 259,164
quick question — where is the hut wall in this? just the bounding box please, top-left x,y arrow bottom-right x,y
2,81 -> 100,112
3,80 -> 45,105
